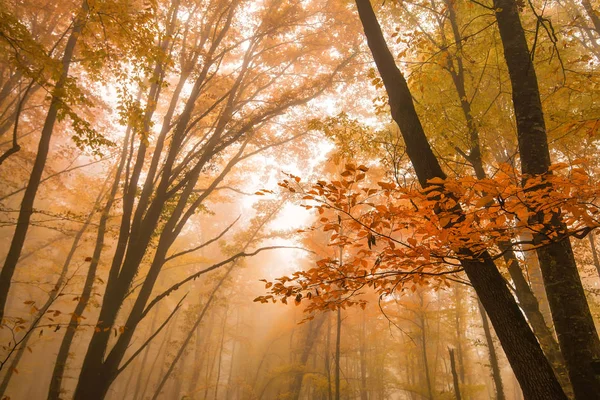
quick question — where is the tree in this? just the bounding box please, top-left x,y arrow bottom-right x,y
493,0 -> 600,396
0,0 -> 150,323
0,0 -> 89,322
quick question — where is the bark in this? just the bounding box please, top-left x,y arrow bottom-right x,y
478,300 -> 506,400
448,348 -> 462,400
0,0 -> 88,322
493,0 -> 600,397
354,1 -> 566,398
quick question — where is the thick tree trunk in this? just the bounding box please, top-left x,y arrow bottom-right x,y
0,0 -> 87,322
354,1 -> 566,398
478,300 -> 506,400
493,0 -> 600,397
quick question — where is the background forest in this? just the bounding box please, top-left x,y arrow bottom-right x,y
1,0 -> 600,399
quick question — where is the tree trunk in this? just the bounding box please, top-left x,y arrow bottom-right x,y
448,348 -> 462,400
359,313 -> 368,400
354,1 -> 566,398
288,315 -> 327,400
213,308 -> 228,400
493,0 -> 600,397
335,308 -> 342,400
225,311 -> 240,399
452,285 -> 466,385
0,0 -> 88,322
478,300 -> 506,400
189,315 -> 212,396
418,292 -> 434,400
503,251 -> 571,394
73,8 -> 249,396
326,314 -> 332,400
